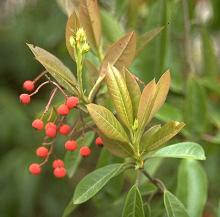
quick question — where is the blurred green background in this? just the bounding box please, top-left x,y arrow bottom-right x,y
0,0 -> 220,216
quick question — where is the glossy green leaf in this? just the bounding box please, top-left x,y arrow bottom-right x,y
122,185 -> 145,217
73,163 -> 127,204
164,190 -> 190,217
64,131 -> 95,178
87,103 -> 129,143
79,0 -> 101,51
124,68 -> 141,117
176,159 -> 207,217
27,44 -> 78,94
147,142 -> 206,160
106,65 -> 133,128
142,121 -> 185,153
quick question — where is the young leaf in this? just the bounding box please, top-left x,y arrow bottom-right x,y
164,190 -> 190,217
124,68 -> 141,117
27,44 -> 78,94
57,0 -> 76,17
79,0 -> 101,51
147,142 -> 206,160
176,159 -> 207,217
87,103 -> 129,143
143,121 -> 185,153
73,163 -> 127,204
65,11 -> 80,61
106,65 -> 133,128
122,185 -> 145,217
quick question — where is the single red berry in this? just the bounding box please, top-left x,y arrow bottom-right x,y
36,146 -> 49,158
23,80 -> 35,92
20,94 -> 31,104
95,137 -> 103,147
59,124 -> 71,135
29,163 -> 41,175
80,146 -> 91,157
53,167 -> 66,178
45,122 -> 57,130
52,159 -> 65,168
65,140 -> 78,151
57,104 -> 70,116
66,96 -> 79,109
32,119 -> 44,131
45,127 -> 57,138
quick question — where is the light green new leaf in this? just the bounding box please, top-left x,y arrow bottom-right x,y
87,103 -> 129,143
73,163 -> 127,204
27,44 -> 78,94
148,142 -> 206,160
143,121 -> 185,153
176,159 -> 207,217
124,68 -> 141,117
164,190 -> 190,217
106,65 -> 133,128
122,185 -> 145,217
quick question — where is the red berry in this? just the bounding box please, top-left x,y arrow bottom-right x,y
53,167 -> 66,178
36,146 -> 49,158
80,146 -> 91,157
66,96 -> 79,109
45,122 -> 57,130
95,137 -> 103,147
29,163 -> 41,175
59,124 -> 71,135
32,119 -> 44,131
23,80 -> 35,92
45,127 -> 57,138
20,94 -> 31,104
57,104 -> 70,115
65,140 -> 78,151
52,159 -> 65,168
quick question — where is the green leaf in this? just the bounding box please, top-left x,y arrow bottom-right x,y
64,131 -> 95,178
62,199 -> 77,217
142,121 -> 185,153
87,103 -> 129,143
122,185 -> 145,217
164,190 -> 190,217
136,26 -> 164,56
147,142 -> 206,160
27,44 -> 78,94
124,68 -> 141,117
73,163 -> 127,204
176,159 -> 207,217
106,65 -> 133,128
79,0 -> 101,51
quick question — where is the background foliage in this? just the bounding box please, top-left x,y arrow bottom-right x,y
0,0 -> 219,216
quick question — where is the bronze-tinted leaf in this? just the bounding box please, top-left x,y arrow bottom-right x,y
79,0 -> 101,51
106,65 -> 133,128
87,103 -> 129,143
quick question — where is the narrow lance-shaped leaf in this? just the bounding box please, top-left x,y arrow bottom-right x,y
122,185 -> 145,217
106,65 -> 133,128
147,142 -> 206,160
87,103 -> 129,143
164,190 -> 190,217
73,163 -> 127,204
79,0 -> 101,51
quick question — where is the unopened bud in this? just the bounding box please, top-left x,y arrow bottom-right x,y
76,28 -> 87,43
82,42 -> 90,53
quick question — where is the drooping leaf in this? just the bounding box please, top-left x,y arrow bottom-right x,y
87,104 -> 129,143
64,131 -> 95,178
147,142 -> 206,160
142,121 -> 185,153
164,190 -> 190,217
79,0 -> 101,51
106,65 -> 133,128
65,11 -> 80,61
136,26 -> 164,56
73,163 -> 127,204
176,159 -> 207,217
122,185 -> 145,217
124,68 -> 141,117
27,44 -> 78,94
